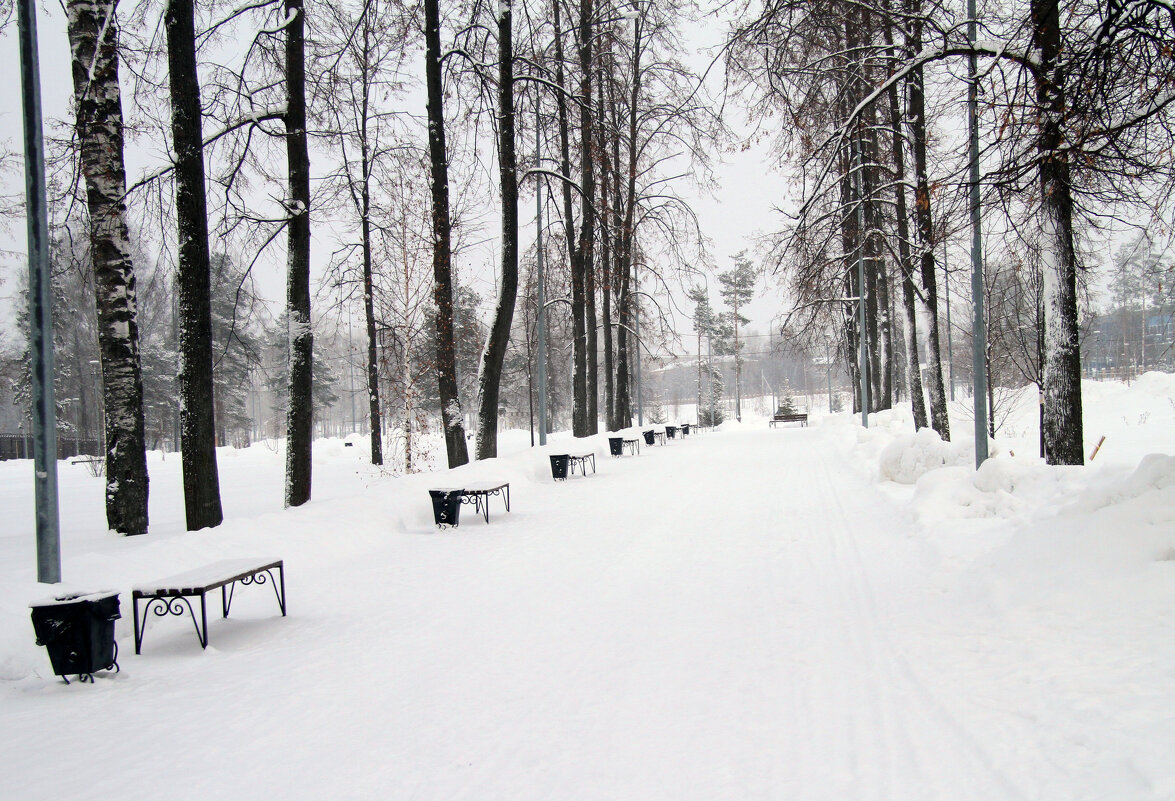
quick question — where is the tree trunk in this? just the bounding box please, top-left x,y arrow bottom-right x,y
356,17 -> 383,467
362,191 -> 382,466
571,0 -> 595,438
424,0 -> 469,467
905,11 -> 950,440
475,0 -> 519,460
598,75 -> 615,429
284,0 -> 313,507
884,20 -> 927,430
67,0 -> 150,535
1033,0 -> 1084,465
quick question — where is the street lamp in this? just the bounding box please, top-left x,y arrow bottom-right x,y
18,0 -> 60,583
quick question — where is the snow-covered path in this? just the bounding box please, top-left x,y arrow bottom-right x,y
4,423 -> 1169,799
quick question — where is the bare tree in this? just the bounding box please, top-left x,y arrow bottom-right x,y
65,0 -> 149,535
424,0 -> 470,467
475,0 -> 520,459
165,0 -> 223,529
284,0 -> 313,505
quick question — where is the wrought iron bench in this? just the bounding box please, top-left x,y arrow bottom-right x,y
461,481 -> 511,523
567,452 -> 596,476
132,558 -> 286,653
769,413 -> 808,427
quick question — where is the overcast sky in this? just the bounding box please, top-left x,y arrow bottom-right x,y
0,3 -> 790,350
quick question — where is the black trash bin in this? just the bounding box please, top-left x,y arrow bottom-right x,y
30,591 -> 120,683
681,424 -> 690,436
550,454 -> 570,480
429,488 -> 464,527
666,425 -> 677,439
642,430 -> 655,446
608,437 -> 624,456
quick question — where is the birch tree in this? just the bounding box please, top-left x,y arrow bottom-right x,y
65,0 -> 150,535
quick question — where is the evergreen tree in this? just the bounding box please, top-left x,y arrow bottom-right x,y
718,253 -> 757,421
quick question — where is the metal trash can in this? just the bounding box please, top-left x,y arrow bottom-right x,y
681,424 -> 690,436
550,454 -> 570,480
608,437 -> 624,456
429,489 -> 464,527
665,425 -> 677,439
642,430 -> 655,446
30,591 -> 120,684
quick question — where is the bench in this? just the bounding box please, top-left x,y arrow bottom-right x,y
132,558 -> 286,653
770,413 -> 808,427
461,481 -> 511,523
608,437 -> 640,456
569,452 -> 595,476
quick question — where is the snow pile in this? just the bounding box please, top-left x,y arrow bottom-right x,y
878,426 -> 970,484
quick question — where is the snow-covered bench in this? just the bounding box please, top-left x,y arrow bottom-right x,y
132,558 -> 286,653
769,413 -> 808,427
461,481 -> 511,523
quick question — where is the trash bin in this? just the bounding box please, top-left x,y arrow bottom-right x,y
642,430 -> 655,446
29,591 -> 120,684
666,425 -> 677,439
681,424 -> 690,436
550,454 -> 570,480
429,488 -> 464,527
608,437 -> 624,456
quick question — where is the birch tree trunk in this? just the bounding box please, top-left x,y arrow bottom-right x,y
905,10 -> 949,439
284,0 -> 313,506
164,0 -> 223,529
1032,0 -> 1084,465
884,20 -> 927,429
474,0 -> 519,460
424,0 -> 469,468
66,0 -> 150,535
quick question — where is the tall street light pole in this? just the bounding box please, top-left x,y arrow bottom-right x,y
18,0 -> 60,583
535,119 -> 548,445
852,137 -> 869,428
968,0 -> 989,467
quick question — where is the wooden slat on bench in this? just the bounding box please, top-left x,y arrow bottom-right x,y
133,558 -> 283,596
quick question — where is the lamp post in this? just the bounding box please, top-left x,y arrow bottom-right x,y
852,137 -> 869,428
89,359 -> 105,456
535,116 -> 548,445
18,0 -> 60,583
967,0 -> 989,467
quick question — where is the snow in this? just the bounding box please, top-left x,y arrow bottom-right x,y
2,375 -> 1175,799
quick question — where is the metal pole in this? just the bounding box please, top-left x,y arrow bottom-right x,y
707,331 -> 713,425
853,138 -> 869,428
18,0 -> 61,583
535,119 -> 547,445
968,0 -> 989,467
944,240 -> 954,401
347,308 -> 356,433
635,264 -> 643,425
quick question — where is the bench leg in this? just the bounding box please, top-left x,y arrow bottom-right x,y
234,567 -> 287,617
134,593 -> 206,652
133,595 -> 142,655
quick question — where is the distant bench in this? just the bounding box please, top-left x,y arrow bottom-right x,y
132,558 -> 286,653
770,413 -> 808,427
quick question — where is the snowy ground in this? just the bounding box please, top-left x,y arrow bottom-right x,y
2,376 -> 1174,800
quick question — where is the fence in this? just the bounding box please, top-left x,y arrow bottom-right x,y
0,434 -> 104,461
